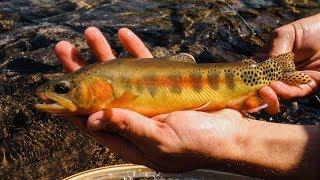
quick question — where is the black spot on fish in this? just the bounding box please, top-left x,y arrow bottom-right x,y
242,70 -> 260,86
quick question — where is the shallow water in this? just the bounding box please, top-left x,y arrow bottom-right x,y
0,0 -> 320,178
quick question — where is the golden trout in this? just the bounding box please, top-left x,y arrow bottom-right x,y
35,52 -> 312,117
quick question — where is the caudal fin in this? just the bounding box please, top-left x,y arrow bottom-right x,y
269,52 -> 313,85
278,71 -> 312,86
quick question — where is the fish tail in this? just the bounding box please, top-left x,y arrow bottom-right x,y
269,52 -> 312,85
279,71 -> 312,85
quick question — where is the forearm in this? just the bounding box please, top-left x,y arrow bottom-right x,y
232,120 -> 320,178
204,120 -> 320,178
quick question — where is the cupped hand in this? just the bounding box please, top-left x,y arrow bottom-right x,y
54,27 -> 250,171
86,108 -> 248,172
259,13 -> 320,114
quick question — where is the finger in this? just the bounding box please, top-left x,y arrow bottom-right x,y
118,28 -> 153,58
303,70 -> 320,86
266,24 -> 316,62
299,58 -> 320,71
84,27 -> 116,61
74,122 -> 150,166
258,86 -> 280,115
64,116 -> 148,165
90,132 -> 148,165
269,81 -> 315,100
63,115 -> 88,129
54,41 -> 86,72
87,108 -> 160,142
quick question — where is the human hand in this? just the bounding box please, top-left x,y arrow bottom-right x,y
86,108 -> 248,172
259,13 -> 320,114
86,109 -> 320,178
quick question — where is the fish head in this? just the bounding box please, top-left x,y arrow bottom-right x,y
35,72 -> 114,115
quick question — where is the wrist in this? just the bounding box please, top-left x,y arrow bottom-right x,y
238,120 -> 319,177
195,117 -> 255,167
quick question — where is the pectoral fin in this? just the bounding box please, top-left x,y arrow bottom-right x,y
108,91 -> 138,107
169,53 -> 196,63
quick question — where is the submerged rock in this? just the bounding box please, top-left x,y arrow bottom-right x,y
0,0 -> 319,178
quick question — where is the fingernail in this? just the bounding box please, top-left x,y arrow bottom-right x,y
124,28 -> 135,37
89,120 -> 103,131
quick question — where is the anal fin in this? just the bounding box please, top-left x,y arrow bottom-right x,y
228,92 -> 266,112
243,92 -> 265,111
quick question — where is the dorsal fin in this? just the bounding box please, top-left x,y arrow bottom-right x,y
168,53 -> 196,63
241,57 -> 257,64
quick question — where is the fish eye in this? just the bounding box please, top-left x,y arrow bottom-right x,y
54,81 -> 70,94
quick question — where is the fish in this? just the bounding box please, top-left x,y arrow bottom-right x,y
35,52 -> 312,117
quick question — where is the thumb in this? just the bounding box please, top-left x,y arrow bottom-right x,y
87,108 -> 159,141
265,25 -> 294,57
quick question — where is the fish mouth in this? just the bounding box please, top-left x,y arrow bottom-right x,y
35,92 -> 77,114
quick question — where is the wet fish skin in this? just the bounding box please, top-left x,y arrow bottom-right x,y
35,52 -> 312,117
